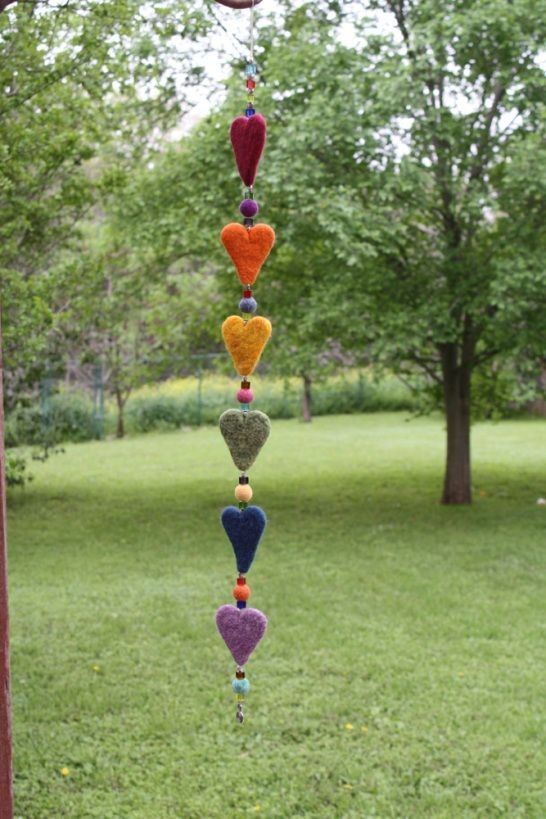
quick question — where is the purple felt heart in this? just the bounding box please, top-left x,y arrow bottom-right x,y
215,605 -> 268,666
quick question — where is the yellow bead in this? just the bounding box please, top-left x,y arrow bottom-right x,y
235,484 -> 253,502
236,694 -> 245,701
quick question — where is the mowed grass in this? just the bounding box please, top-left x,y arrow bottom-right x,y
7,413 -> 546,818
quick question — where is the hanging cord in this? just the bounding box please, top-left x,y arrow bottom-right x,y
249,0 -> 255,63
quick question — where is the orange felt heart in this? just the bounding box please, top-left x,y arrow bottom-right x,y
221,223 -> 275,286
222,316 -> 272,376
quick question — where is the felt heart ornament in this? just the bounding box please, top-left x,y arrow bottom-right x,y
222,315 -> 272,376
221,223 -> 275,287
219,410 -> 271,472
216,605 -> 268,666
230,113 -> 267,187
221,505 -> 267,574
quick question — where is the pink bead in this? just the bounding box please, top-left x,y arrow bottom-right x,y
236,388 -> 254,404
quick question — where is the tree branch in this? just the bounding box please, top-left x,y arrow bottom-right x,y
407,353 -> 444,385
467,80 -> 507,185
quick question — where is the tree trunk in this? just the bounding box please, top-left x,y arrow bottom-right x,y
441,343 -> 472,504
115,388 -> 125,439
302,374 -> 312,423
0,318 -> 14,819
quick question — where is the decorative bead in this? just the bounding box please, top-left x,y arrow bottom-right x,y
235,484 -> 253,503
246,79 -> 256,90
237,388 -> 254,404
236,668 -> 245,679
240,403 -> 250,411
244,217 -> 254,227
245,107 -> 256,117
238,501 -> 248,510
245,188 -> 253,199
236,600 -> 247,609
233,582 -> 251,601
245,63 -> 258,77
239,475 -> 249,485
241,379 -> 251,389
232,678 -> 251,695
239,297 -> 257,314
240,199 -> 259,218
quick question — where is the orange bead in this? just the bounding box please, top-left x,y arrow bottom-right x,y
235,484 -> 253,502
233,583 -> 251,601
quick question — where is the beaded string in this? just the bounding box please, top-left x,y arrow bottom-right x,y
215,0 -> 273,725
233,28 -> 257,727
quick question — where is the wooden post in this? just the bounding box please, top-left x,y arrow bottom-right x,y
0,316 -> 14,819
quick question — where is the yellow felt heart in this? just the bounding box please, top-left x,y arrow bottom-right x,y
222,316 -> 272,376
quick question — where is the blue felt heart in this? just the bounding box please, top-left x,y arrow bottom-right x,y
221,505 -> 267,573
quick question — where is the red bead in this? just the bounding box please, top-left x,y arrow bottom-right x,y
243,290 -> 252,298
246,79 -> 256,90
236,577 -> 246,585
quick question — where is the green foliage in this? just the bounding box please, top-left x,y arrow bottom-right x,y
5,373 -> 416,442
8,416 -> 546,816
0,0 -> 212,404
127,373 -> 417,432
117,0 -> 546,499
127,394 -> 197,432
6,390 -> 98,448
4,0 -> 546,498
4,450 -> 29,488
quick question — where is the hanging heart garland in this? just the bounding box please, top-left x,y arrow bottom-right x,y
214,22 -> 275,724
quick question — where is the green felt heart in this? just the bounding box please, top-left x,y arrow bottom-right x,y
219,410 -> 271,471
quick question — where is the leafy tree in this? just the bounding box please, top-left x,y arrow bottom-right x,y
259,0 -> 546,501
0,0 -> 211,406
57,216 -> 220,437
109,3 -> 361,421
332,0 -> 546,503
96,0 -> 546,502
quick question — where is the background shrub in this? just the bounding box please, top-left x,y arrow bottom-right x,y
5,372 -> 419,446
6,390 -> 98,448
124,372 -> 418,433
5,451 -> 30,488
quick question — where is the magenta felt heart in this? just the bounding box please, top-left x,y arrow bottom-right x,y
215,605 -> 268,666
230,114 -> 267,187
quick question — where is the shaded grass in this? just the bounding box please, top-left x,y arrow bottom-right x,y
7,413 -> 546,817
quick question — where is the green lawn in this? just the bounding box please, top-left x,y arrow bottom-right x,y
7,413 -> 546,818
